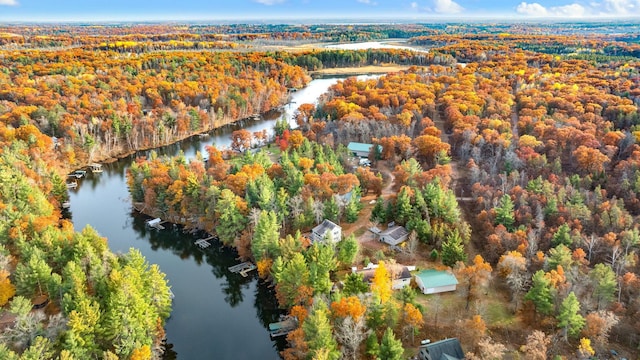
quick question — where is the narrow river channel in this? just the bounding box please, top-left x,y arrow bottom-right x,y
66,75 -> 377,359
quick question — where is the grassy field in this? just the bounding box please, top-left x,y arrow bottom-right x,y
310,64 -> 412,76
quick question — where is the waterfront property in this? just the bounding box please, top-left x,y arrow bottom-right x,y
418,338 -> 464,360
311,219 -> 342,243
414,269 -> 458,295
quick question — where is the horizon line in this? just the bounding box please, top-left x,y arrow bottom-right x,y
1,16 -> 640,25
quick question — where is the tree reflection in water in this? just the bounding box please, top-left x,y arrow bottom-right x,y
131,214 -> 288,355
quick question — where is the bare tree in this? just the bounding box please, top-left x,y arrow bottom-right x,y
608,244 -> 623,276
466,338 -> 507,360
583,235 -> 600,263
520,330 -> 551,360
288,194 -> 304,218
334,316 -> 368,360
406,230 -> 418,258
312,199 -> 325,224
584,310 -> 619,352
506,271 -> 529,313
248,208 -> 262,233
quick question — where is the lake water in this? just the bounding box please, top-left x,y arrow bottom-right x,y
66,74 -> 378,359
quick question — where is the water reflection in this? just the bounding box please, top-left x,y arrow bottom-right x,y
67,76 -> 363,359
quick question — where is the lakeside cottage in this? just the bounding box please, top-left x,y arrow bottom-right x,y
311,219 -> 341,243
379,225 -> 409,246
414,269 -> 458,295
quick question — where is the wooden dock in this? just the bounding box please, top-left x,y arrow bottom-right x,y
269,316 -> 298,338
194,236 -> 216,249
228,262 -> 257,277
146,218 -> 167,230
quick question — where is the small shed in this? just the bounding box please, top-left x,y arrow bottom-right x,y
418,338 -> 464,360
379,225 -> 409,246
311,219 -> 341,243
347,142 -> 381,158
415,269 -> 458,295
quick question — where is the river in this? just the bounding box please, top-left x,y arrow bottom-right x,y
66,74 -> 377,359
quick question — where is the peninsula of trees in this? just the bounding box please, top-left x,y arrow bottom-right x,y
0,22 -> 639,359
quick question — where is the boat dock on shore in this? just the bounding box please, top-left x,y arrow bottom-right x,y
195,235 -> 217,249
268,316 -> 298,338
228,262 -> 257,277
146,218 -> 167,230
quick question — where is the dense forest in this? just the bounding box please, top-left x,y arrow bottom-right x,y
1,22 -> 639,359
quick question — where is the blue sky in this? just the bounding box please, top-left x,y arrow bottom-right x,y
0,0 -> 638,22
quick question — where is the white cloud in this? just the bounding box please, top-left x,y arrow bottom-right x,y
254,0 -> 285,5
516,3 -> 586,17
0,0 -> 18,6
433,0 -> 463,13
411,1 -> 419,9
516,2 -> 548,15
551,3 -> 587,16
600,0 -> 640,15
357,0 -> 377,5
517,0 -> 640,17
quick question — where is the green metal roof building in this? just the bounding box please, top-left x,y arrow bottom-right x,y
414,269 -> 458,295
347,142 -> 381,158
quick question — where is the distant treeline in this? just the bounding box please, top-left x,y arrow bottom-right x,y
282,49 -> 455,71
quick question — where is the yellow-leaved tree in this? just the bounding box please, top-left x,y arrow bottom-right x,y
371,261 -> 392,303
129,345 -> 151,360
0,270 -> 16,306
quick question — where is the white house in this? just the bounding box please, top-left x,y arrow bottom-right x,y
415,269 -> 458,295
311,219 -> 341,243
379,225 -> 409,246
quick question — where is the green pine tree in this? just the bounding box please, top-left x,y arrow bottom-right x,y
525,270 -> 555,316
551,224 -> 572,247
547,244 -> 572,271
557,292 -> 585,340
343,273 -> 369,296
440,229 -> 466,267
215,189 -> 247,245
337,235 -> 359,266
324,196 -> 340,223
303,302 -> 340,360
495,194 -> 515,231
345,196 -> 360,223
379,328 -> 404,360
590,263 -> 617,310
365,332 -> 380,359
395,187 -> 414,225
306,243 -> 337,294
370,197 -> 386,223
251,210 -> 281,261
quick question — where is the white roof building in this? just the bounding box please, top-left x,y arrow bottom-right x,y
311,219 -> 341,243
